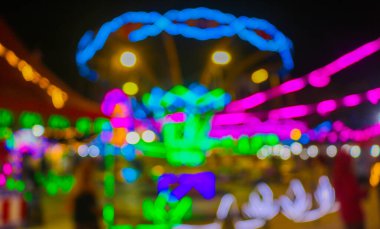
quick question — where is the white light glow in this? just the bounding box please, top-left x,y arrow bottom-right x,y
126,131 -> 140,144
326,145 -> 337,158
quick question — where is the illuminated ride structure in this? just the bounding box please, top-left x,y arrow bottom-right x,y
1,7 -> 380,229
72,7 -> 380,229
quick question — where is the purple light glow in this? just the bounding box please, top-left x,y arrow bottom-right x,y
158,172 -> 216,200
342,94 -> 362,107
101,89 -> 131,116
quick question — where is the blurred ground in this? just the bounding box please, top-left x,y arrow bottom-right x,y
27,184 -> 379,229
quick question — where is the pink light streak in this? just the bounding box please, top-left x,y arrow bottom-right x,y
226,37 -> 380,112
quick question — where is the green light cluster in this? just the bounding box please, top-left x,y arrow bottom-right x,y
219,134 -> 280,155
6,178 -> 26,192
143,192 -> 192,225
142,85 -> 230,118
19,112 -> 43,128
76,117 -> 92,135
136,115 -> 218,166
0,109 -> 14,127
94,118 -> 109,134
0,127 -> 12,140
35,172 -> 75,195
48,115 -> 71,129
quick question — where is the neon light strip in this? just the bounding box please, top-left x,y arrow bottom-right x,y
226,37 -> 380,112
76,7 -> 293,80
223,87 -> 380,121
0,43 -> 68,109
210,119 -> 307,140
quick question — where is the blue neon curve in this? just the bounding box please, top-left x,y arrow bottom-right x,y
76,7 -> 294,81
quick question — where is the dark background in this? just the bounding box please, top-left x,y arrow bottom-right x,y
1,0 -> 380,127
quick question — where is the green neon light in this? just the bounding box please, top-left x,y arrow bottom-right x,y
19,112 -> 43,128
143,85 -> 230,118
48,114 -> 70,129
76,117 -> 92,135
94,117 -> 109,134
35,172 -> 75,195
104,172 -> 115,198
136,114 -> 218,166
143,192 -> 192,225
218,134 -> 280,155
0,128 -> 12,140
103,204 -> 115,225
0,109 -> 13,127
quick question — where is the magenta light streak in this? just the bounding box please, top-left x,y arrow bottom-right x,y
110,117 -> 134,128
278,78 -> 307,94
225,92 -> 267,112
316,100 -> 337,115
0,174 -> 5,186
249,87 -> 380,120
164,112 -> 186,123
225,37 -> 380,112
3,163 -> 12,175
342,94 -> 362,107
209,120 -> 308,140
211,113 -> 260,126
366,88 -> 380,104
310,121 -> 380,143
268,105 -> 312,120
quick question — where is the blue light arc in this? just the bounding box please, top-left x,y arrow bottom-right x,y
76,7 -> 294,81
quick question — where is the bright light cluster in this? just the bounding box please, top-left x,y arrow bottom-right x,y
142,84 -> 231,117
76,7 -> 294,80
0,42 -> 68,109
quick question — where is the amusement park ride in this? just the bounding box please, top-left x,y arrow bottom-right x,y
2,7 -> 380,228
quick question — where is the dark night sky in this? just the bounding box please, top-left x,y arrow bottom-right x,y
1,0 -> 380,126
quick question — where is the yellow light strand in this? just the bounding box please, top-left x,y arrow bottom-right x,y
0,42 -> 68,109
